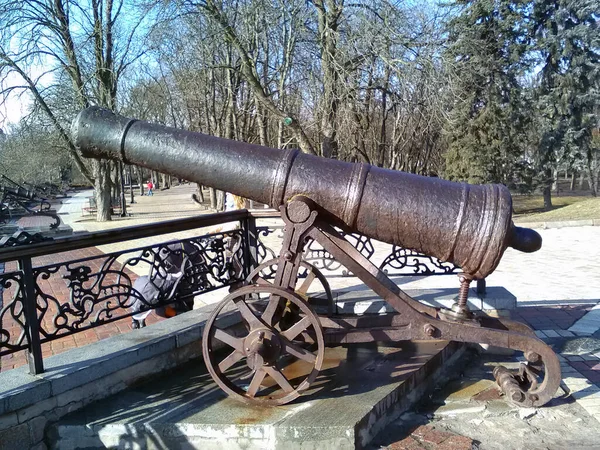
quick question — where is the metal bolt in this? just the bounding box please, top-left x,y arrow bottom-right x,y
283,251 -> 293,261
511,391 -> 524,403
525,351 -> 541,363
424,324 -> 435,337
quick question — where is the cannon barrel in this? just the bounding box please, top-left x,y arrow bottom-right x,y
0,186 -> 38,200
71,107 -> 541,279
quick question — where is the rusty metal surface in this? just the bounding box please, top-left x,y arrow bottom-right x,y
72,107 -> 541,279
246,258 -> 334,315
72,108 -> 559,409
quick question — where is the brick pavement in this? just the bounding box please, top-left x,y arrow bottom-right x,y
511,304 -> 591,330
386,425 -> 473,450
510,303 -> 600,424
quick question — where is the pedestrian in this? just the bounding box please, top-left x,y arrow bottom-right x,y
147,179 -> 154,196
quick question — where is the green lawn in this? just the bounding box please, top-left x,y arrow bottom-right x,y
513,195 -> 600,222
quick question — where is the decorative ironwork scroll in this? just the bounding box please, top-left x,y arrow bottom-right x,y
33,230 -> 245,341
256,226 -> 281,264
379,246 -> 460,275
0,270 -> 27,356
303,231 -> 375,276
256,223 -> 459,277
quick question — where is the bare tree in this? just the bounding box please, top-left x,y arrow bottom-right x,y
0,0 -> 155,220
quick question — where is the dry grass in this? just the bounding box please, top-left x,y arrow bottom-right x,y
513,195 -> 600,223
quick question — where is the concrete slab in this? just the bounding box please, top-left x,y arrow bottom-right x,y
333,286 -> 516,314
372,351 -> 600,450
48,341 -> 463,450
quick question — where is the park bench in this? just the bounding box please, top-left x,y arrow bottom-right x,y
81,196 -> 122,216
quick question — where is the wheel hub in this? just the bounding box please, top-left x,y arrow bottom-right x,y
244,328 -> 282,366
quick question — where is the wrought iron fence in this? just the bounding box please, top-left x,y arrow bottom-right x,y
255,223 -> 461,277
0,210 -> 251,374
0,209 -> 474,375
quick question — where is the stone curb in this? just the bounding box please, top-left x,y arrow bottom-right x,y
516,219 -> 600,229
0,303 -> 221,418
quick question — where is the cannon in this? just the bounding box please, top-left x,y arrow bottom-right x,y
72,106 -> 561,408
0,175 -> 60,229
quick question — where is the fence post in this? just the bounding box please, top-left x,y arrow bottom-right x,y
476,278 -> 487,297
242,213 -> 259,277
19,257 -> 44,374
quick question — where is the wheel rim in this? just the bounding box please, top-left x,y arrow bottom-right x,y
202,285 -> 325,406
246,259 -> 334,314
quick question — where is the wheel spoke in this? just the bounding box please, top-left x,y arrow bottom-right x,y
282,339 -> 317,364
281,316 -> 312,341
265,366 -> 294,393
218,349 -> 244,372
297,269 -> 317,295
234,297 -> 261,328
213,328 -> 243,351
261,294 -> 282,326
255,277 -> 273,286
247,368 -> 267,397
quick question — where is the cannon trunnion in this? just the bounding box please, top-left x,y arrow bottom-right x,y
72,107 -> 560,408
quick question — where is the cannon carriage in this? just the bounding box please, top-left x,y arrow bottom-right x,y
71,107 -> 562,409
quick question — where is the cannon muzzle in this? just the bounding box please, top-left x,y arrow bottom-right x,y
72,107 -> 541,279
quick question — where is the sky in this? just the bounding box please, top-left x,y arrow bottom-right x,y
0,72 -> 34,130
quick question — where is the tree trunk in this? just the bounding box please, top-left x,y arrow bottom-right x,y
569,172 -> 575,190
110,161 -> 120,204
216,190 -> 225,211
153,171 -> 160,189
256,98 -> 268,146
578,173 -> 585,190
543,166 -> 553,210
210,187 -> 217,210
93,160 -> 112,221
160,173 -> 170,189
543,186 -> 552,211
314,0 -> 340,159
587,165 -> 598,197
193,183 -> 204,204
119,162 -> 127,217
136,166 -> 145,196
128,165 -> 135,204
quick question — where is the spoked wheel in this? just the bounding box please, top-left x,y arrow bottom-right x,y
202,285 -> 325,406
246,259 -> 334,315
